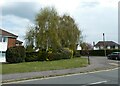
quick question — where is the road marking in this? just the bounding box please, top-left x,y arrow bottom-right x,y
109,63 -> 118,66
81,81 -> 107,86
3,68 -> 118,84
89,80 -> 107,85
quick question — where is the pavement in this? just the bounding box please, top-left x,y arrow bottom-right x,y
1,56 -> 119,83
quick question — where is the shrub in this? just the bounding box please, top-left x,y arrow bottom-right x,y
47,48 -> 73,61
61,48 -> 73,59
47,52 -> 62,61
25,48 -> 74,62
6,46 -> 26,63
25,49 -> 48,62
38,50 -> 48,61
25,52 -> 38,62
74,50 -> 81,57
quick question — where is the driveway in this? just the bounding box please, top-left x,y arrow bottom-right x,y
2,56 -> 119,83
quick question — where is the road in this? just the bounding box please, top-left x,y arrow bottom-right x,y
3,68 -> 119,85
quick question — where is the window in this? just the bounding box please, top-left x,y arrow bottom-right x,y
110,46 -> 115,49
3,37 -> 7,42
0,51 -> 2,57
2,51 -> 6,57
0,35 -> 2,42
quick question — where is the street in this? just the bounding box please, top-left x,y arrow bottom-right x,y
3,68 -> 119,85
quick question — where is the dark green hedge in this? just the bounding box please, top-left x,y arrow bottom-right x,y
25,52 -> 38,62
25,49 -> 48,62
47,50 -> 72,61
25,48 -> 73,62
77,50 -> 120,56
74,50 -> 81,57
38,50 -> 48,61
6,46 -> 26,63
47,53 -> 62,61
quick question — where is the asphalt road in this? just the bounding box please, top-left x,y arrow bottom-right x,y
3,68 -> 119,85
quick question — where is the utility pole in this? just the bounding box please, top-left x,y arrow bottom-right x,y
103,33 -> 106,56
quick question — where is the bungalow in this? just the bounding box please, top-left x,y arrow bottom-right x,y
0,29 -> 23,62
94,41 -> 120,50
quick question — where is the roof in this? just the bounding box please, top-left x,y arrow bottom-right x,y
16,40 -> 23,44
95,41 -> 120,47
0,28 -> 18,38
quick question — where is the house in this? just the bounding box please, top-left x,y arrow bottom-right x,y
0,29 -> 23,62
94,41 -> 120,50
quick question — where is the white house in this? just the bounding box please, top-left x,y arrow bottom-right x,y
94,41 -> 120,50
77,44 -> 81,50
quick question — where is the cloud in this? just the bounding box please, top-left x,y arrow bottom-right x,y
98,0 -> 119,8
81,1 -> 100,8
1,15 -> 34,41
74,6 -> 118,43
0,0 -> 119,44
37,0 -> 81,15
2,2 -> 40,22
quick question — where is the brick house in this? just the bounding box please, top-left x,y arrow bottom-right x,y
94,41 -> 120,50
0,29 -> 23,62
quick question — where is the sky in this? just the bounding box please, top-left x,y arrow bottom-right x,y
0,0 -> 119,45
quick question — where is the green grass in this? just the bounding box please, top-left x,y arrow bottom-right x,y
0,63 -> 2,74
2,57 -> 88,74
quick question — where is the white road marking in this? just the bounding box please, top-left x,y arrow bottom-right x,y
109,63 -> 118,66
89,80 -> 107,85
81,81 -> 107,86
3,68 -> 118,84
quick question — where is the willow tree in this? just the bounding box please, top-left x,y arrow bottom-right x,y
35,7 -> 61,51
58,14 -> 81,51
25,7 -> 82,52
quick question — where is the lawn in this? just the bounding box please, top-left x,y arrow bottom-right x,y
2,57 -> 88,74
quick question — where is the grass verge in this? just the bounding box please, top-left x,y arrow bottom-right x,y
2,57 -> 88,74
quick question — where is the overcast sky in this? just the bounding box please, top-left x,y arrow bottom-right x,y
0,0 -> 119,45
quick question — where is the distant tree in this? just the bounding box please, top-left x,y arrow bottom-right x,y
80,42 -> 93,50
25,27 -> 35,52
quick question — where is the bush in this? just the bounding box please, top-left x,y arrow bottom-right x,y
74,50 -> 81,57
63,48 -> 73,59
47,52 -> 62,61
25,49 -> 48,62
25,48 -> 74,62
47,48 -> 73,61
25,52 -> 38,62
6,46 -> 26,63
38,50 -> 48,61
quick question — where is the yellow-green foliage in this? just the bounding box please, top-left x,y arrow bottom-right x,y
64,48 -> 73,58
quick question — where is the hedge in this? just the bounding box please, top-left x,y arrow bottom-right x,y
25,48 -> 73,62
77,50 -> 120,56
38,50 -> 48,61
25,52 -> 38,62
6,46 -> 26,63
74,50 -> 81,57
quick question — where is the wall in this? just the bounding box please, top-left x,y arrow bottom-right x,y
7,37 -> 16,48
0,42 -> 7,51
